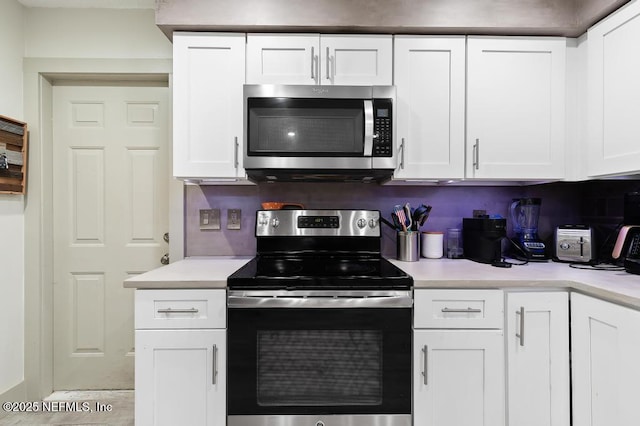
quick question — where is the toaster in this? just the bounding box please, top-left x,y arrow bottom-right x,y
555,225 -> 594,263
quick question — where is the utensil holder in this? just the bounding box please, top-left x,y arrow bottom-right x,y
397,231 -> 420,262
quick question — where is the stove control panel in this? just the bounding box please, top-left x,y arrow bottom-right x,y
256,209 -> 381,237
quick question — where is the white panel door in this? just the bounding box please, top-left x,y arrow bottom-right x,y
466,37 -> 566,179
321,35 -> 393,85
506,292 -> 570,426
53,85 -> 169,389
571,293 -> 640,426
393,36 -> 466,180
587,0 -> 640,176
135,329 -> 225,426
246,34 -> 320,84
414,330 -> 505,426
173,33 -> 245,178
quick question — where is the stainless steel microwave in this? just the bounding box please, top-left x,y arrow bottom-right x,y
243,84 -> 396,183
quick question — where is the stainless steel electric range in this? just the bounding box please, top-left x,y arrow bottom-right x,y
227,209 -> 413,426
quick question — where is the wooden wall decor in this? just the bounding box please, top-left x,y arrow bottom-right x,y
0,115 -> 28,194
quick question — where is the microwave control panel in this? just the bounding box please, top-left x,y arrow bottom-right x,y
373,99 -> 393,157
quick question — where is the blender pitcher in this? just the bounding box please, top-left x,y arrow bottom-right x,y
509,198 -> 547,260
510,198 -> 542,240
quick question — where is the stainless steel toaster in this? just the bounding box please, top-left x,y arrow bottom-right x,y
555,225 -> 594,263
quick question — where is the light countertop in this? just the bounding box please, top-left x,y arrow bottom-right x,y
124,256 -> 640,308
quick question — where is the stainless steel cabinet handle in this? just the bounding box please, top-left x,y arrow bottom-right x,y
422,345 -> 428,385
442,307 -> 482,313
515,306 -> 525,346
400,138 -> 405,169
311,46 -> 315,80
157,308 -> 198,314
473,138 -> 480,170
160,253 -> 169,265
326,47 -> 331,80
234,136 -> 239,169
212,344 -> 218,385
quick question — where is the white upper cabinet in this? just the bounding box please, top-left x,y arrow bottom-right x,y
393,36 -> 466,180
173,33 -> 246,179
466,37 -> 566,180
587,0 -> 640,177
246,34 -> 393,85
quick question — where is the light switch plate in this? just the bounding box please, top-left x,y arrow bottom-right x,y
228,209 -> 241,230
199,209 -> 220,230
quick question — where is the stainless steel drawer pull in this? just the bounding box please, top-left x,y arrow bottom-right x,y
515,306 -> 525,346
311,46 -> 315,80
441,307 -> 482,313
157,308 -> 199,314
212,344 -> 218,385
422,345 -> 428,385
326,46 -> 331,80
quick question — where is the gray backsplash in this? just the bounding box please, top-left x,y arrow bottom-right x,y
184,181 -> 603,258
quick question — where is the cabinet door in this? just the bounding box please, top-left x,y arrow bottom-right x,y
173,33 -> 245,178
571,293 -> 640,426
321,35 -> 393,85
466,37 -> 566,180
246,34 -> 320,84
506,292 -> 570,426
414,330 -> 505,426
587,1 -> 640,177
393,36 -> 465,180
246,34 -> 392,85
135,329 -> 226,426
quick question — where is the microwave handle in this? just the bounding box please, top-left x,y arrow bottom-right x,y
363,100 -> 374,157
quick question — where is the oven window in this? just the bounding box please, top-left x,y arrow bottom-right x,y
257,330 -> 382,406
247,98 -> 364,156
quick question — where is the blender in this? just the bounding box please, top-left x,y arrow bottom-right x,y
509,198 -> 548,260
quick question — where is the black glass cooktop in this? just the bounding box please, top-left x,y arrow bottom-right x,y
227,256 -> 413,290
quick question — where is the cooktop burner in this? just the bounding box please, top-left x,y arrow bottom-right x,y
228,256 -> 412,290
227,209 -> 413,290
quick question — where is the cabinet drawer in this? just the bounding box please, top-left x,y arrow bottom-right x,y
414,289 -> 503,329
135,289 -> 226,330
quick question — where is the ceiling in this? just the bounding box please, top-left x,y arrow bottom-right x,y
17,0 -> 154,8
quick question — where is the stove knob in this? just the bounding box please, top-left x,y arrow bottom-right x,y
369,218 -> 377,228
271,218 -> 280,228
258,215 -> 269,226
357,218 -> 367,229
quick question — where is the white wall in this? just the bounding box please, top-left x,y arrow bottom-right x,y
0,0 -> 25,396
24,8 -> 171,58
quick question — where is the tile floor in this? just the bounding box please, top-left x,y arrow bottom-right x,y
0,390 -> 133,425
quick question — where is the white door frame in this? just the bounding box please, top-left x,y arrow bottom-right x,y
23,58 -> 183,399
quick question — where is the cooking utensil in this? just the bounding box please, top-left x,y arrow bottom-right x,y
394,205 -> 408,232
261,202 -> 305,210
404,203 -> 413,231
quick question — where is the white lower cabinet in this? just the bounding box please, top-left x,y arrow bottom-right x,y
134,289 -> 226,426
506,292 -> 570,426
135,329 -> 226,426
571,293 -> 640,426
413,330 -> 505,426
413,289 -> 505,426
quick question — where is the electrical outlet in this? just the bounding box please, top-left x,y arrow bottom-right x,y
199,209 -> 221,230
228,209 -> 241,230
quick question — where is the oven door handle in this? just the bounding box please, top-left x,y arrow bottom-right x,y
228,291 -> 413,308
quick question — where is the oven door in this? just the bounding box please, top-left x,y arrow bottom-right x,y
227,290 -> 412,426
